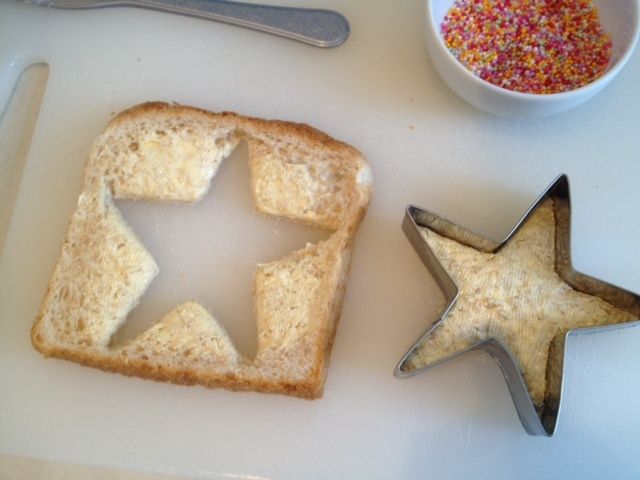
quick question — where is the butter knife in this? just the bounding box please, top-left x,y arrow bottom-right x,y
25,0 -> 350,48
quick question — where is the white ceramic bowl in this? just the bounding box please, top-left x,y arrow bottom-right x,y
425,0 -> 640,117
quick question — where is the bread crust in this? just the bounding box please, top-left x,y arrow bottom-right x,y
31,102 -> 372,399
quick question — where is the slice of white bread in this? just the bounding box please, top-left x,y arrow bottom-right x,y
32,102 -> 372,398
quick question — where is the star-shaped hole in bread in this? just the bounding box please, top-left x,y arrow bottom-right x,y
31,102 -> 372,399
396,175 -> 640,435
111,140 -> 331,360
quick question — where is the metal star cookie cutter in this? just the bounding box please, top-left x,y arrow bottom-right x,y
394,174 -> 640,436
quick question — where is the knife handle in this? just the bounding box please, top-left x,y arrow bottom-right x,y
98,0 -> 350,48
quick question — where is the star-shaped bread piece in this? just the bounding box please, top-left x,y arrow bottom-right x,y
396,175 -> 640,435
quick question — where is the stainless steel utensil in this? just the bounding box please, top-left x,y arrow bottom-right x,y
26,0 -> 350,47
396,174 -> 640,436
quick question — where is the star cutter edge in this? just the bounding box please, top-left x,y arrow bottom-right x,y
395,174 -> 640,436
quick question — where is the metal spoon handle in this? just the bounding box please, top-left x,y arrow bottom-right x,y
49,0 -> 350,48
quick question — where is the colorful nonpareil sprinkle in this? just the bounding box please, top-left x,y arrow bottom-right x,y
441,0 -> 612,94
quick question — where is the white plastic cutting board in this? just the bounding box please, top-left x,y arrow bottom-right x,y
2,1 -> 640,478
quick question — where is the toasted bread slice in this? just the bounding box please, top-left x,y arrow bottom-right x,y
32,102 -> 372,398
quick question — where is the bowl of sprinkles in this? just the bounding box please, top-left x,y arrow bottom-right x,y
425,0 -> 640,117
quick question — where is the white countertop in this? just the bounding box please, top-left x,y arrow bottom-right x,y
1,2 -> 640,478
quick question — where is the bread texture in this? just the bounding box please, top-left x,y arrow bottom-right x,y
32,102 -> 372,398
405,199 -> 636,410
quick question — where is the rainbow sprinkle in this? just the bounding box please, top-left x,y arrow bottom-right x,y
441,0 -> 612,94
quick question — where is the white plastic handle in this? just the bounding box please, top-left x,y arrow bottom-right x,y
0,50 -> 46,117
